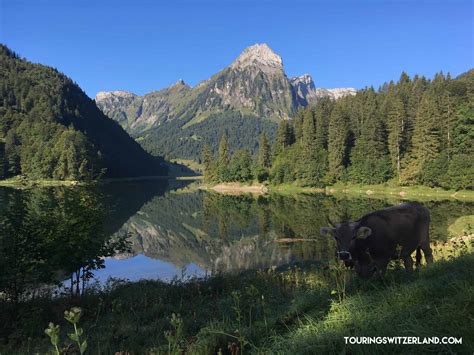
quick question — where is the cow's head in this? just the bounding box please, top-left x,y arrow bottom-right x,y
320,222 -> 372,262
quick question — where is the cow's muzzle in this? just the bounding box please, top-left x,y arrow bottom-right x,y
337,251 -> 352,261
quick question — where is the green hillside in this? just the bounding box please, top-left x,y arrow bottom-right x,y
0,45 -> 166,180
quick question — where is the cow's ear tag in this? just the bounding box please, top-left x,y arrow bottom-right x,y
320,227 -> 334,237
357,227 -> 372,239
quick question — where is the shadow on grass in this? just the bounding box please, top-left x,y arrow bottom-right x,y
268,252 -> 474,354
1,252 -> 473,354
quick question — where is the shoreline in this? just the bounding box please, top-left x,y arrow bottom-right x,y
202,182 -> 269,195
202,182 -> 474,201
0,175 -> 202,189
1,176 -> 473,201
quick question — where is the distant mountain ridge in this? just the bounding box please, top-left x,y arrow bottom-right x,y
95,44 -> 356,161
290,74 -> 357,105
97,44 -> 356,134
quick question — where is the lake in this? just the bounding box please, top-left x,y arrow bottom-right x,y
0,179 -> 472,294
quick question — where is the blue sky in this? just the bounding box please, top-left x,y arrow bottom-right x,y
1,0 -> 472,98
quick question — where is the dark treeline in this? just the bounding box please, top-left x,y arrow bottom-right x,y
0,45 -> 166,180
203,70 -> 473,190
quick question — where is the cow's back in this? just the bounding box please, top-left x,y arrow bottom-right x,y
358,202 -> 430,248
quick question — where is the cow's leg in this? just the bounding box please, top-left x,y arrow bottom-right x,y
421,240 -> 433,264
400,247 -> 414,272
418,221 -> 433,264
374,258 -> 389,276
403,256 -> 414,272
415,247 -> 422,268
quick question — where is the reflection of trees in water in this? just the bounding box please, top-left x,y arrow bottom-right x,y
1,183 -> 472,298
0,187 -> 129,301
120,190 -> 474,275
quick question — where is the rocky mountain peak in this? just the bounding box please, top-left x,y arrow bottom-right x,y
290,74 -> 316,89
171,79 -> 187,87
95,90 -> 136,102
290,74 -> 357,104
231,43 -> 283,72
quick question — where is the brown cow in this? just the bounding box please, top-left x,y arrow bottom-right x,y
320,202 -> 433,277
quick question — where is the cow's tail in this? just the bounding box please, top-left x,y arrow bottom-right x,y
415,247 -> 422,267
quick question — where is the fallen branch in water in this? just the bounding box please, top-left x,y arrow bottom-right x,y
271,238 -> 319,243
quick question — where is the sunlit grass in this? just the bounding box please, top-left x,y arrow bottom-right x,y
268,182 -> 474,202
1,236 -> 473,354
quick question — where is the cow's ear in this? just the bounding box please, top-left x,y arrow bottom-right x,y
356,227 -> 372,239
320,227 -> 335,237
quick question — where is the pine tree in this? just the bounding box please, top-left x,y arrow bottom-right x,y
258,132 -> 272,169
292,109 -> 305,143
201,144 -> 215,182
402,92 -> 441,183
446,104 -> 474,190
297,108 -> 327,186
404,76 -> 428,151
229,149 -> 253,182
327,104 -> 350,182
349,111 -> 391,184
218,134 -> 230,182
386,94 -> 406,180
273,120 -> 295,156
438,90 -> 456,160
314,97 -> 333,149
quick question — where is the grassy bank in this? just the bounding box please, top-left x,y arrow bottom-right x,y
1,236 -> 472,354
270,182 -> 474,202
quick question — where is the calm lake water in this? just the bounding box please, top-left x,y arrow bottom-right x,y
1,180 -> 473,289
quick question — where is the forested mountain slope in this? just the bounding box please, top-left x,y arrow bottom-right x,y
0,45 -> 166,179
266,70 -> 473,190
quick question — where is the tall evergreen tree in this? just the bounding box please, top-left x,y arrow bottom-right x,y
327,104 -> 350,182
229,149 -> 253,182
349,112 -> 391,184
258,132 -> 272,169
446,104 -> 474,190
438,90 -> 456,160
298,108 -> 328,186
201,144 -> 215,182
292,109 -> 305,143
314,97 -> 333,149
302,108 -> 317,153
402,92 -> 441,183
218,134 -> 230,181
386,94 -> 406,180
273,120 -> 295,156
405,75 -> 429,150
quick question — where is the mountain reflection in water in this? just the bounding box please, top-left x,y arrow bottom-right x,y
97,182 -> 473,282
1,179 -> 472,292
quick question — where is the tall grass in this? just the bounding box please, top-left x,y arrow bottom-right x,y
1,236 -> 472,354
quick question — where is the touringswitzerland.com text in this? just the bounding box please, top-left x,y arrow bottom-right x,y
344,336 -> 462,345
